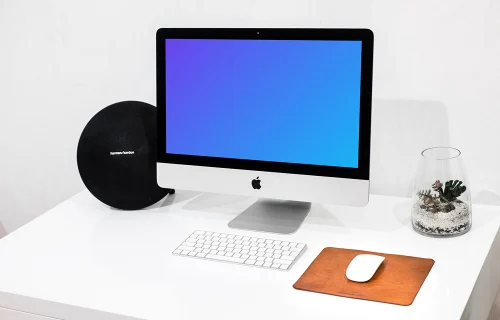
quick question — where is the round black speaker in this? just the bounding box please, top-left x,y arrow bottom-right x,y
77,101 -> 173,210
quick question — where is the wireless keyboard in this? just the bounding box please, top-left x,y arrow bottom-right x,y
173,230 -> 307,271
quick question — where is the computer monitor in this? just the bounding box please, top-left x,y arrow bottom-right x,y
156,28 -> 373,234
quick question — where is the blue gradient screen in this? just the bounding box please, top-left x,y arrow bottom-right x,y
165,39 -> 362,168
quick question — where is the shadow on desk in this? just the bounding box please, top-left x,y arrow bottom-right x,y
180,192 -> 415,233
154,190 -> 202,208
182,192 -> 255,215
302,198 -> 412,233
0,222 -> 6,239
108,190 -> 203,212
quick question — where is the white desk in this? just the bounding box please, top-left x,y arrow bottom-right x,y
0,190 -> 500,320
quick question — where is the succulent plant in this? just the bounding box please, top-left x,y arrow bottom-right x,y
432,179 -> 467,202
417,189 -> 432,198
417,179 -> 466,213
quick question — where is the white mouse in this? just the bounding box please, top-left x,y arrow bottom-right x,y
346,254 -> 385,282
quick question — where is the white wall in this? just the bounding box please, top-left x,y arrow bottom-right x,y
1,0 -> 499,234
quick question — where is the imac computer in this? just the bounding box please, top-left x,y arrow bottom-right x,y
156,28 -> 373,234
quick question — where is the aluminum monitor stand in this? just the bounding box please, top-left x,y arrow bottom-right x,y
228,199 -> 311,234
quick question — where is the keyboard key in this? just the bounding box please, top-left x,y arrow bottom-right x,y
258,243 -> 266,248
283,250 -> 291,256
297,243 -> 305,249
289,243 -> 297,248
206,254 -> 245,264
241,254 -> 249,259
194,231 -> 205,235
242,236 -> 250,240
225,247 -> 233,252
249,251 -> 257,255
281,255 -> 294,261
263,262 -> 272,267
258,247 -> 266,252
271,263 -> 281,268
245,260 -> 256,265
273,254 -> 281,259
210,250 -> 218,255
235,244 -> 243,249
196,253 -> 207,258
227,244 -> 235,248
290,251 -> 299,257
213,233 -> 220,237
273,240 -> 281,245
273,245 -> 282,250
173,249 -> 182,254
275,250 -> 283,254
210,246 -> 218,250
241,250 -> 249,254
234,235 -> 242,240
220,243 -> 227,247
265,239 -> 273,244
188,252 -> 197,256
203,245 -> 210,249
265,252 -> 273,258
257,256 -> 265,261
279,265 -> 288,270
185,238 -> 197,243
290,247 -> 301,252
220,238 -> 227,243
177,246 -> 194,252
250,237 -> 258,241
243,245 -> 251,250
242,241 -> 250,246
255,261 -> 264,266
228,239 -> 235,244
266,244 -> 274,249
202,249 -> 210,254
281,241 -> 289,246
273,259 -> 292,266
256,252 -> 265,257
227,235 -> 235,239
195,244 -> 203,248
257,238 -> 265,243
233,253 -> 242,258
220,234 -> 227,238
235,240 -> 243,245
282,246 -> 290,251
213,242 -> 220,246
249,255 -> 258,260
233,249 -> 241,254
205,232 -> 213,236
226,252 -> 234,257
194,248 -> 203,253
182,242 -> 196,247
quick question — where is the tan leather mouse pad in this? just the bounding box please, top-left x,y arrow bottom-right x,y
293,247 -> 434,306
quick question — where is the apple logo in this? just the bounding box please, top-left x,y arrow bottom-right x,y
251,176 -> 261,190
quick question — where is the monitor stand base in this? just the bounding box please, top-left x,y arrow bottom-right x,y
228,199 -> 311,235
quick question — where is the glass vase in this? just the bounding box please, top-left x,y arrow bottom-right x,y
411,147 -> 471,237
